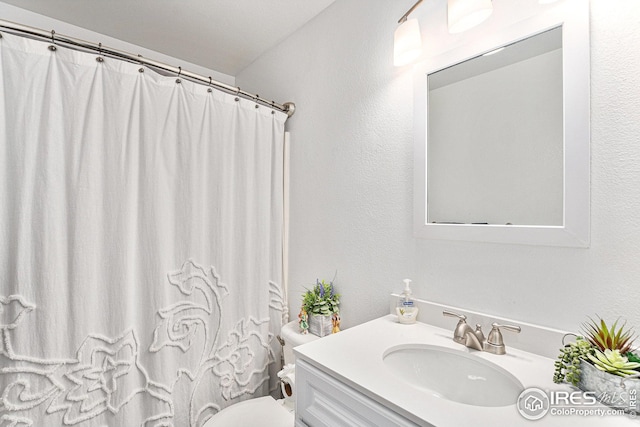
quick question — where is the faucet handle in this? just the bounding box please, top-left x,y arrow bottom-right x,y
484,322 -> 521,355
443,311 -> 468,344
442,310 -> 466,321
493,323 -> 521,334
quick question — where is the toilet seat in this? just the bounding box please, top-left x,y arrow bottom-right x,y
202,396 -> 293,427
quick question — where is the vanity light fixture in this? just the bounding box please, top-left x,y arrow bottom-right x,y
394,0 -> 424,67
394,0 -> 496,67
394,18 -> 422,66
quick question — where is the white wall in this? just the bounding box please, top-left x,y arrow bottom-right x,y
0,2 -> 234,85
237,0 -> 640,333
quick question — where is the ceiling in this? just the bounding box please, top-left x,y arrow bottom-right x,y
0,0 -> 336,76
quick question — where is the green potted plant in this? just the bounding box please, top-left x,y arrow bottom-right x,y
301,279 -> 340,337
554,317 -> 640,413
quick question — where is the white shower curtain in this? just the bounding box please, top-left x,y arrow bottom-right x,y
0,32 -> 286,427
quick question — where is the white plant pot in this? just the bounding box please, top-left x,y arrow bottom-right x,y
578,359 -> 639,414
308,314 -> 333,337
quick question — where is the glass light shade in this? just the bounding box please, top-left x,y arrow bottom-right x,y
448,0 -> 493,34
394,18 -> 422,67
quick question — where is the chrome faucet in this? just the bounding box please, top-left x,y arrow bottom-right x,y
443,311 -> 521,354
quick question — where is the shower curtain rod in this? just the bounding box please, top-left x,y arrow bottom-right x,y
0,18 -> 296,117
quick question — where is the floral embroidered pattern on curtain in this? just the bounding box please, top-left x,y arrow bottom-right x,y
0,31 -> 286,427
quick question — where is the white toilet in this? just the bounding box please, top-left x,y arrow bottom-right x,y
203,320 -> 320,427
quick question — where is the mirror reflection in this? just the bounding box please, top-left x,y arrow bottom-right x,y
427,27 -> 563,226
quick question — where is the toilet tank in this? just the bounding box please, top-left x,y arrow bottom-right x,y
280,320 -> 320,364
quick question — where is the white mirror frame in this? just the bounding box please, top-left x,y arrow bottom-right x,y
413,0 -> 590,247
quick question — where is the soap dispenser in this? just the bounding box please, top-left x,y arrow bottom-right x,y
396,279 -> 419,324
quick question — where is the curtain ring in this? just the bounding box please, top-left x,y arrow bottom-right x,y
176,66 -> 182,84
48,30 -> 57,51
96,42 -> 104,63
207,76 -> 213,93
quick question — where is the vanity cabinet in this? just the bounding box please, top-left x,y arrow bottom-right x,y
295,359 -> 422,427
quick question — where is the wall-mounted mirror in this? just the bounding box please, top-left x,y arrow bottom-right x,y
413,1 -> 590,247
428,27 -> 563,226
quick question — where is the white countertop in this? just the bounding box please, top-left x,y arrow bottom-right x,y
294,315 -> 640,427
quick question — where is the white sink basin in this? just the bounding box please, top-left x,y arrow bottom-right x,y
383,344 -> 524,407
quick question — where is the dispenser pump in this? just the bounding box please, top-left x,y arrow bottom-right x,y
402,279 -> 412,297
396,278 -> 418,324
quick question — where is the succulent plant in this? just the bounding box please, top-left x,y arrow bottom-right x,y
587,349 -> 640,377
582,317 -> 636,354
553,336 -> 594,386
554,318 -> 640,386
627,352 -> 640,364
